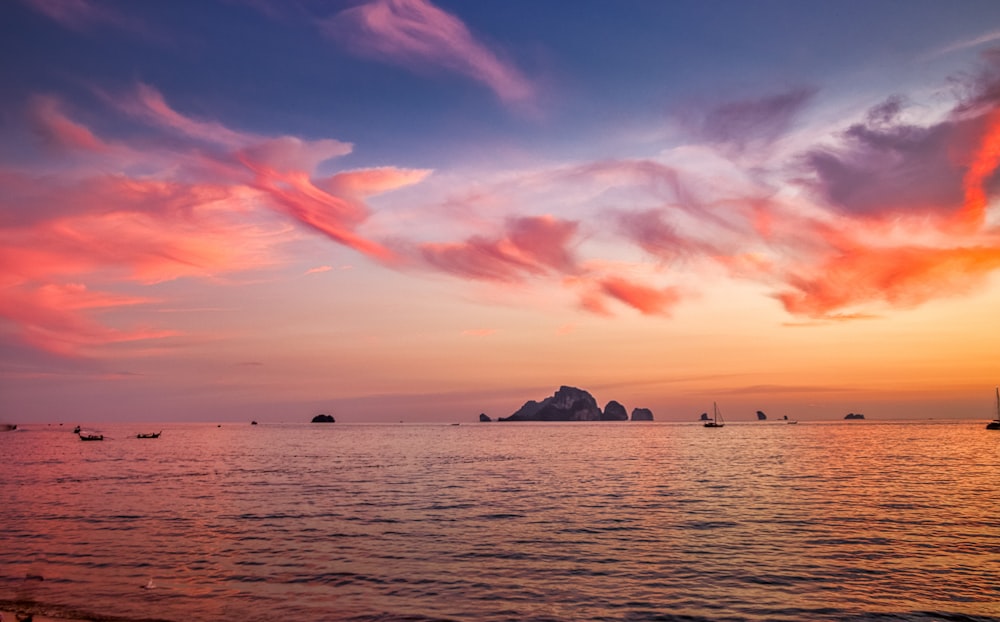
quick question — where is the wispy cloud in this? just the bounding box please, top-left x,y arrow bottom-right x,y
324,0 -> 536,107
27,95 -> 114,154
697,87 -> 817,156
418,215 -> 579,282
21,0 -> 146,34
598,277 -> 683,316
927,29 -> 1000,58
0,85 -> 427,355
7,45 -> 1000,358
0,282 -> 176,356
304,265 -> 333,275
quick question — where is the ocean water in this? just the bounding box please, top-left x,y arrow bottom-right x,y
1,420 -> 999,622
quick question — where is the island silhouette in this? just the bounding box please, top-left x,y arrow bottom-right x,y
495,386 -> 654,422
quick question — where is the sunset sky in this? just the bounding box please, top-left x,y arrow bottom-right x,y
4,0 -> 1000,423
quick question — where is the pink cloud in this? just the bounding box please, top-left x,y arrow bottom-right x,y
21,0 -> 144,33
304,265 -> 333,275
419,215 -> 578,282
319,167 -> 433,198
124,83 -> 253,149
27,95 -> 113,153
2,84 -> 432,358
242,164 -> 398,263
0,282 -> 176,356
616,208 -> 713,263
238,136 -> 353,175
325,0 -> 535,106
119,85 -> 406,261
0,167 -> 289,356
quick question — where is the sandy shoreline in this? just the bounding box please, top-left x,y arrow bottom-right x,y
1,611 -> 91,622
0,604 -> 170,622
0,601 -> 174,622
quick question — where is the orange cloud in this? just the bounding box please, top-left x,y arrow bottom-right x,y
776,238 -> 1000,318
958,107 -> 1000,229
598,277 -> 682,316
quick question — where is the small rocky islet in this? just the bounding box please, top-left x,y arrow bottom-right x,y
483,386 -> 654,422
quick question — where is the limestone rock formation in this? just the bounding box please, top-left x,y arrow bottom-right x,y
631,407 -> 654,421
501,386 -> 603,421
311,414 -> 336,423
602,400 -> 628,421
756,410 -> 767,420
479,413 -> 492,422
844,413 -> 865,420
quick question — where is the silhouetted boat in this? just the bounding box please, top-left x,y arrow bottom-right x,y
0,423 -> 16,431
79,432 -> 104,441
136,431 -> 161,438
987,387 -> 1000,430
704,402 -> 725,428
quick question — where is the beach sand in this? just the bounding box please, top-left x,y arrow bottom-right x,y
1,612 -> 91,622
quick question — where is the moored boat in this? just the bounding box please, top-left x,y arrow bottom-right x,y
704,402 -> 725,428
987,387 -> 1000,430
79,432 -> 104,441
136,431 -> 161,438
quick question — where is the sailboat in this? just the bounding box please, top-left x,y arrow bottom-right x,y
704,402 -> 725,428
987,387 -> 1000,430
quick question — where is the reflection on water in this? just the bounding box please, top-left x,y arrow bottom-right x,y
1,421 -> 999,621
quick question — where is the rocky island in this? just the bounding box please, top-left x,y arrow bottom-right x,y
630,407 -> 654,421
844,413 -> 865,420
497,386 -> 654,422
311,414 -> 336,423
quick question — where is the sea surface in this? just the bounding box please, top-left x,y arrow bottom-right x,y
1,420 -> 999,622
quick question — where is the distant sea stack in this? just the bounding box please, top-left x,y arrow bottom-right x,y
631,408 -> 654,421
479,413 -> 492,422
311,414 -> 336,423
499,386 -> 654,422
757,410 -> 767,421
844,413 -> 865,420
602,401 -> 628,421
